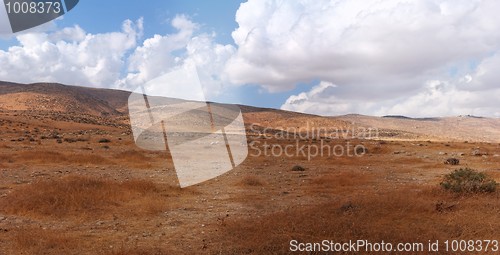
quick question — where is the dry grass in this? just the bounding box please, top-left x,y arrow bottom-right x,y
310,170 -> 374,192
115,150 -> 150,162
210,186 -> 500,254
239,175 -> 265,186
0,153 -> 14,163
113,150 -> 155,168
106,246 -> 171,255
15,150 -> 112,165
11,228 -> 78,255
0,176 -> 173,218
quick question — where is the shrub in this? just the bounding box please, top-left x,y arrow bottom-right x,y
64,137 -> 78,143
240,175 -> 265,186
291,165 -> 305,171
98,138 -> 111,143
440,168 -> 497,193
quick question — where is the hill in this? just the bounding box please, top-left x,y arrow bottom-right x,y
0,80 -> 498,142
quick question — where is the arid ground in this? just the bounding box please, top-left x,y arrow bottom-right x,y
0,82 -> 499,254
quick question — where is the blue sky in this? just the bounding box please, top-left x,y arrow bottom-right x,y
58,0 -> 242,44
0,0 -> 310,110
1,0 -> 499,117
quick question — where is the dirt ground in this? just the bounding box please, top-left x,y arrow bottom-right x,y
0,105 -> 499,254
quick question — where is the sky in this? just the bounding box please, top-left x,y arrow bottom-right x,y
0,0 -> 499,117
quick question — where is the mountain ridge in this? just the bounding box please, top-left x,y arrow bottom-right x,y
0,81 -> 498,142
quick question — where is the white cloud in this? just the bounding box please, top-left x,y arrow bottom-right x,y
118,15 -> 236,100
1,1 -> 499,117
230,0 -> 500,116
0,15 -> 234,101
281,79 -> 500,117
0,18 -> 143,87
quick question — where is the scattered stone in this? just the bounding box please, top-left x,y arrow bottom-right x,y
471,149 -> 488,156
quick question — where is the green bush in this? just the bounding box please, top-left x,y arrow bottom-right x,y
98,138 -> 111,143
440,168 -> 497,194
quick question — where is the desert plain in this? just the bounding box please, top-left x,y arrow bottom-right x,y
0,81 -> 499,254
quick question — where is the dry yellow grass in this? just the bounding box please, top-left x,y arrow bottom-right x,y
12,228 -> 78,255
15,150 -> 112,165
238,175 -> 266,186
210,185 -> 500,254
0,176 -> 173,219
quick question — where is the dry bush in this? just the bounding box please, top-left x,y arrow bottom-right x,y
66,153 -> 112,165
239,175 -> 265,186
113,150 -> 155,168
441,168 -> 497,193
0,154 -> 14,165
116,150 -> 150,161
311,170 -> 373,189
98,138 -> 112,143
0,144 -> 12,149
0,176 -> 172,218
209,186 -> 499,254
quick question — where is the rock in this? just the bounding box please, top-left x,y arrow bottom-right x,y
471,149 -> 488,156
291,165 -> 305,171
444,158 -> 460,165
355,146 -> 367,154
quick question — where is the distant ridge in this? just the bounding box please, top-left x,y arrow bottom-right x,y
458,114 -> 484,119
382,115 -> 439,121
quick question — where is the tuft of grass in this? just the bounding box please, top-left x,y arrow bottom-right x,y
12,228 -> 76,254
440,168 -> 497,194
0,176 -> 171,218
239,175 -> 265,186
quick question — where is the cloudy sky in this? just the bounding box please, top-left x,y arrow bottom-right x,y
0,0 -> 499,117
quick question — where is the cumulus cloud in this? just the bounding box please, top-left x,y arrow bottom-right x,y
2,1 -> 499,117
118,15 -> 236,99
281,80 -> 500,117
0,14 -> 235,101
229,0 -> 500,116
0,18 -> 143,87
